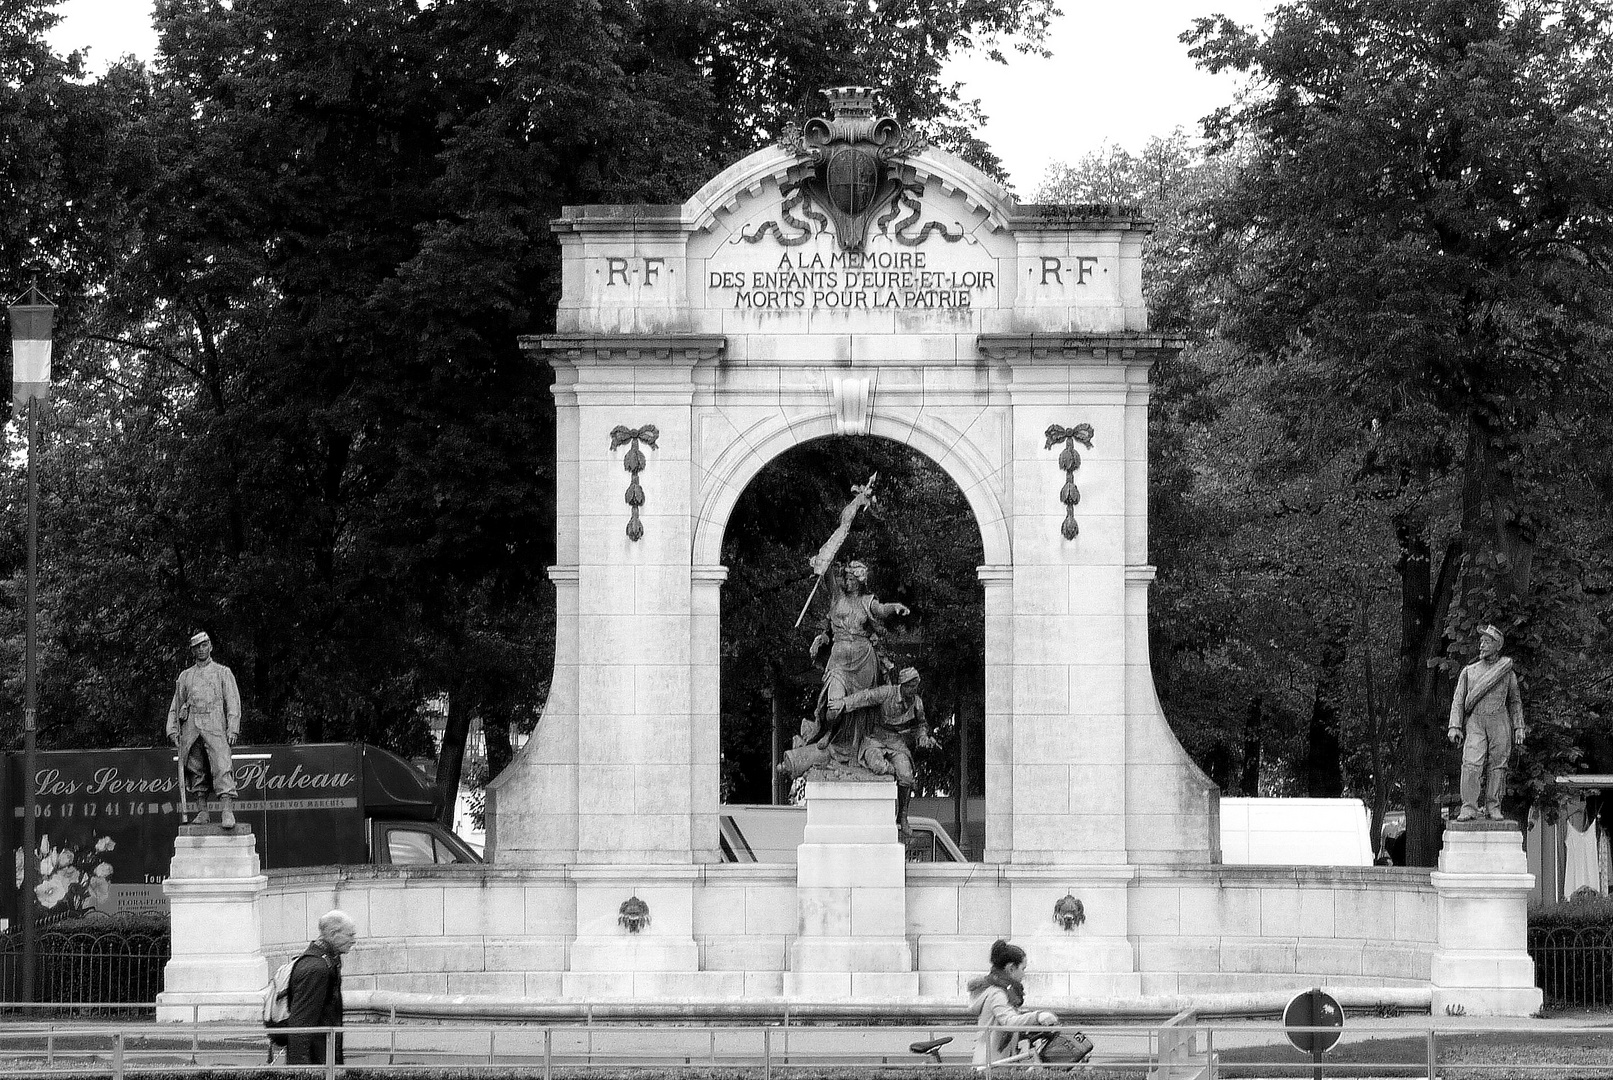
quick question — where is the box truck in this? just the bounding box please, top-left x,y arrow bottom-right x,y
3,743 -> 480,922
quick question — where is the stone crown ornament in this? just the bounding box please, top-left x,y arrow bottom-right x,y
776,87 -> 927,253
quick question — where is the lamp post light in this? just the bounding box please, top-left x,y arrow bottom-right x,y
8,285 -> 55,1005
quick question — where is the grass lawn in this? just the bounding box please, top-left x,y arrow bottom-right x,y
1214,1029 -> 1613,1079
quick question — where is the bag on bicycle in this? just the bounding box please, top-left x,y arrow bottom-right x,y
1040,1031 -> 1094,1065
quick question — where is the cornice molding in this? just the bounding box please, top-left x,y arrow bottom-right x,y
977,333 -> 1186,365
526,335 -> 727,365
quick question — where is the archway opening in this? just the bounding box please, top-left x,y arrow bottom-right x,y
717,436 -> 987,857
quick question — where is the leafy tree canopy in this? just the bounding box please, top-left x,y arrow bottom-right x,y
0,0 -> 1054,818
1184,0 -> 1613,861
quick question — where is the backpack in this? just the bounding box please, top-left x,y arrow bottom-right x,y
262,958 -> 298,1048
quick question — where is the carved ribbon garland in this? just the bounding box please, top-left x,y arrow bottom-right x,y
610,424 -> 659,541
739,183 -> 829,246
878,187 -> 965,246
1044,423 -> 1095,540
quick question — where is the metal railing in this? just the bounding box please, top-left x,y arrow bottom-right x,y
1529,924 -> 1613,1010
0,923 -> 168,1017
0,1018 -> 1605,1080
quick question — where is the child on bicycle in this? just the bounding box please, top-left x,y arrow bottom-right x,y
966,939 -> 1061,1065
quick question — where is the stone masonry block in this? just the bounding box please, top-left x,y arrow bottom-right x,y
446,971 -> 526,997
367,885 -> 445,939
1221,937 -> 1296,975
1258,889 -> 1303,938
441,885 -> 525,938
523,888 -> 577,936
849,886 -> 908,937
905,885 -> 959,936
743,884 -> 800,936
956,884 -> 1012,935
1127,885 -> 1181,937
1394,889 -> 1438,940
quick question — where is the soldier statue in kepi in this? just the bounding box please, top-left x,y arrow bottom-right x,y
166,630 -> 242,828
1446,624 -> 1526,822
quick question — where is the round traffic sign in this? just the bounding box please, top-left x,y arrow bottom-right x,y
1283,988 -> 1343,1054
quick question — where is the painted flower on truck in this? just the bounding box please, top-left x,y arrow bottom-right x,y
13,834 -> 116,913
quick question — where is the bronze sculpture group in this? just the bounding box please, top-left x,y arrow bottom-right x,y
778,476 -> 936,833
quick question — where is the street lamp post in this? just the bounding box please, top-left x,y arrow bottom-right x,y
8,286 -> 55,1005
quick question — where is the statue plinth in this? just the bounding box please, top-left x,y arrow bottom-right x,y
155,829 -> 269,1022
177,822 -> 252,838
785,780 -> 918,999
1429,821 -> 1542,1016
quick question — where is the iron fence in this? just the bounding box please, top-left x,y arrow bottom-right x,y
0,919 -> 168,1017
1529,924 -> 1613,1010
0,1018 -> 1605,1080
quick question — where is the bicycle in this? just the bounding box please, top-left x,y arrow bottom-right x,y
909,1027 -> 1093,1069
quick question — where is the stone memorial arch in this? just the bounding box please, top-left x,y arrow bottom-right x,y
193,90 -> 1531,1013
488,87 -> 1218,873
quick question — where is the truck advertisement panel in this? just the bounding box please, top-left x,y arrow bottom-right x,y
2,744 -> 370,922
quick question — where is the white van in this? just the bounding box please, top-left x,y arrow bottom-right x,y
719,804 -> 967,863
1218,797 -> 1374,866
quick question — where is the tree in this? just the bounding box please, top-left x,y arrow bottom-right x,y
1186,0 -> 1613,862
3,0 -> 1060,822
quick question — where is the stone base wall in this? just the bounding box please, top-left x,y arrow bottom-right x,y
1131,866 -> 1437,996
263,863 -> 1436,1002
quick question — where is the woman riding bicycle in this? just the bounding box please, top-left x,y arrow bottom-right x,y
966,939 -> 1061,1065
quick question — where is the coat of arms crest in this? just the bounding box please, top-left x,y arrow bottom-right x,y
742,87 -> 963,252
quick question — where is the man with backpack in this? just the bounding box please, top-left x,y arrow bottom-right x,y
285,910 -> 357,1065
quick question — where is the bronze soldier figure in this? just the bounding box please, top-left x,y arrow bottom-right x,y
167,631 -> 242,828
1447,624 -> 1525,822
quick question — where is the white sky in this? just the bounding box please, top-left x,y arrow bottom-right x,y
45,0 -> 1274,195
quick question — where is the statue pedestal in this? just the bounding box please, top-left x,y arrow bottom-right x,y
1430,821 -> 1543,1017
785,780 -> 918,999
155,826 -> 270,1022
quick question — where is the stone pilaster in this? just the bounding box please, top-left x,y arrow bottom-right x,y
1430,821 -> 1543,1016
978,565 -> 1014,863
156,826 -> 269,1022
